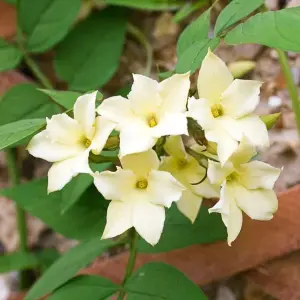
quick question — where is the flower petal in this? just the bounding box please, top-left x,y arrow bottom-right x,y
187,97 -> 215,130
237,115 -> 269,148
159,72 -> 190,113
120,149 -> 159,178
218,116 -> 243,141
27,130 -> 85,162
230,136 -> 257,166
233,183 -> 278,220
206,129 -> 238,165
151,112 -> 188,137
91,116 -> 116,155
198,50 -> 233,104
209,182 -> 243,246
132,200 -> 165,245
177,189 -> 203,223
46,113 -> 84,144
73,91 -> 97,139
237,161 -> 281,190
192,178 -> 220,199
128,74 -> 161,116
164,135 -> 187,159
221,79 -> 262,118
47,150 -> 91,193
97,96 -> 135,126
102,201 -> 132,240
207,160 -> 233,185
119,119 -> 157,157
147,170 -> 184,208
93,168 -> 136,201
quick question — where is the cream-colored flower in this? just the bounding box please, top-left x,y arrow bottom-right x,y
207,139 -> 281,245
187,49 -> 269,165
93,149 -> 184,245
160,136 -> 219,222
27,91 -> 115,193
97,73 -> 190,157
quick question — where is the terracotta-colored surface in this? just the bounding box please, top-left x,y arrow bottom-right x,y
0,1 -> 16,39
247,251 -> 300,300
82,185 -> 300,288
0,71 -> 30,94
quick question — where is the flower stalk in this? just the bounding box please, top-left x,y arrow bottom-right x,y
117,228 -> 138,300
5,149 -> 29,290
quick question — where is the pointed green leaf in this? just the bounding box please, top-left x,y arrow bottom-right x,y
0,84 -> 59,126
225,7 -> 300,52
25,239 -> 115,300
47,275 -> 119,300
138,204 -> 226,253
39,89 -> 81,110
177,9 -> 211,56
0,38 -> 22,71
0,119 -> 45,151
54,8 -> 127,91
214,0 -> 264,36
126,262 -> 207,299
1,178 -> 108,240
19,0 -> 81,53
176,37 -> 220,73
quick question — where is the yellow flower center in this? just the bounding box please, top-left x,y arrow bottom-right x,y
136,179 -> 148,189
84,138 -> 92,148
211,104 -> 223,118
226,172 -> 238,182
148,115 -> 158,127
177,158 -> 188,169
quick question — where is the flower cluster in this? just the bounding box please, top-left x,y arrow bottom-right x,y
27,50 -> 281,246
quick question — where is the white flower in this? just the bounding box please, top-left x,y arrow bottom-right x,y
160,136 -> 219,222
27,91 -> 115,193
207,139 -> 281,245
97,73 -> 190,157
93,149 -> 185,245
187,49 -> 269,165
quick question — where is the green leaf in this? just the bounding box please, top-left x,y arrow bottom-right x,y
126,262 -> 207,299
177,9 -> 211,56
36,249 -> 61,273
138,205 -> 226,253
104,0 -> 184,10
176,37 -> 220,73
19,0 -> 81,53
61,163 -> 111,214
214,0 -> 263,36
0,39 -> 22,71
39,89 -> 81,110
0,84 -> 59,126
54,8 -> 127,91
25,239 -> 115,300
0,119 -> 45,151
260,112 -> 281,130
47,275 -> 119,300
1,178 -> 108,240
225,7 -> 300,52
0,252 -> 39,273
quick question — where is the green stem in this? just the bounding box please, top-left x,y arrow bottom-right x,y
276,49 -> 300,135
117,229 -> 138,300
5,149 -> 29,290
127,23 -> 153,76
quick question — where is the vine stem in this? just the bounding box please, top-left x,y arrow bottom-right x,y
276,49 -> 300,135
117,229 -> 138,300
5,149 -> 29,290
127,23 -> 153,76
